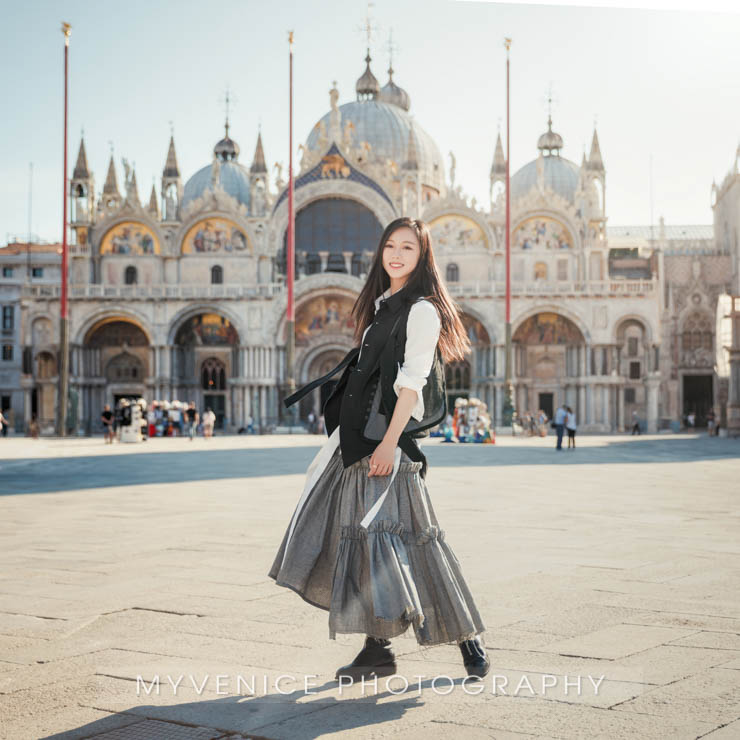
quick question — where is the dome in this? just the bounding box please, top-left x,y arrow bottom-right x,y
378,67 -> 410,111
214,122 -> 240,162
537,116 -> 564,154
306,100 -> 444,191
356,51 -> 380,100
182,161 -> 251,209
510,154 -> 580,203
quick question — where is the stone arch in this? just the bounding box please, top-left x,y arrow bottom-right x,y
422,203 -> 496,251
513,305 -> 590,345
75,308 -> 154,346
455,303 -> 497,346
174,209 -> 255,256
271,180 -> 397,257
511,210 -> 580,251
167,304 -> 245,346
270,274 -> 364,346
613,314 -> 653,346
35,350 -> 56,379
277,195 -> 384,277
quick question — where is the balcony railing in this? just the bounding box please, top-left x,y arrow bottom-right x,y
22,278 -> 657,301
22,283 -> 284,300
446,279 -> 656,297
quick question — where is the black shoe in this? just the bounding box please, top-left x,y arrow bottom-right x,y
460,637 -> 490,679
335,636 -> 396,681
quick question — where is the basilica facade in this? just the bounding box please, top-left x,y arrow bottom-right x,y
4,50 -> 736,435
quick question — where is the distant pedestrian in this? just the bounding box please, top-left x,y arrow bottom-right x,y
553,403 -> 567,450
28,413 -> 40,439
706,408 -> 716,437
687,411 -> 696,429
565,406 -> 577,449
202,408 -> 216,438
186,401 -> 199,441
0,410 -> 7,438
307,411 -> 316,434
631,410 -> 641,435
101,404 -> 114,444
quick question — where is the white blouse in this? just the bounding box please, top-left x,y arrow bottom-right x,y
282,288 -> 442,561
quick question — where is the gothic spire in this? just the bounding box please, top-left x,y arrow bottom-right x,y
490,132 -> 506,177
250,131 -> 267,174
103,155 -> 120,196
163,135 -> 180,178
587,128 -> 604,171
73,137 -> 90,180
148,183 -> 160,218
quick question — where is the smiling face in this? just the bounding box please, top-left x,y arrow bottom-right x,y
381,225 -> 421,285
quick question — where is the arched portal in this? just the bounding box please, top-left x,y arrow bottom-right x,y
173,313 -> 239,429
81,318 -> 151,431
513,312 -> 586,420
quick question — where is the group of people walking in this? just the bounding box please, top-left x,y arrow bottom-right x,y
100,399 -> 217,442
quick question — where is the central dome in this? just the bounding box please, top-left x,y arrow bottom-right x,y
306,54 -> 445,192
306,100 -> 444,191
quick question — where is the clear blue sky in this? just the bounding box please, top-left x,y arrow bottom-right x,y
2,0 -> 738,243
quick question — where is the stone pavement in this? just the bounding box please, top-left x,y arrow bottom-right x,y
0,432 -> 739,740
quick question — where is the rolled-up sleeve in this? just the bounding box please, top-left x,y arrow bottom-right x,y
393,299 -> 442,421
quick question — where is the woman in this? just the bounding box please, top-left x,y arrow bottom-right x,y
566,405 -> 577,449
269,217 -> 489,681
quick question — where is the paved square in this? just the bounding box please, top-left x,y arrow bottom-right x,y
1,432 -> 739,739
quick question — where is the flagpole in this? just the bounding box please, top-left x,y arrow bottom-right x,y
58,22 -> 71,437
285,30 -> 296,427
503,37 -> 515,426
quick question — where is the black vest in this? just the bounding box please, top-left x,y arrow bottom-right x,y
283,285 -> 447,478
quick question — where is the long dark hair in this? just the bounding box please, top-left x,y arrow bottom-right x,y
352,217 -> 471,363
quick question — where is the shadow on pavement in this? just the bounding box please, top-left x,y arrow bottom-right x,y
3,436 -> 738,497
42,677 -> 441,739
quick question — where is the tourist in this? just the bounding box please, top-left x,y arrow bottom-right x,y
706,408 -> 716,437
202,407 -> 216,438
553,403 -> 567,450
566,406 -> 577,449
186,401 -> 199,441
147,404 -> 157,438
269,217 -> 489,682
101,404 -> 114,444
631,410 -> 641,435
307,411 -> 316,434
28,413 -> 40,439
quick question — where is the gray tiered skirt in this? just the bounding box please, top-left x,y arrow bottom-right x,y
268,444 -> 486,645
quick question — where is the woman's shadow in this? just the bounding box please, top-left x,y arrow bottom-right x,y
44,676 -> 472,739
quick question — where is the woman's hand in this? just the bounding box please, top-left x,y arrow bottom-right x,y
368,439 -> 396,477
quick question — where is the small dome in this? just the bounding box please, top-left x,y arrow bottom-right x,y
511,155 -> 580,203
378,67 -> 410,111
214,123 -> 240,162
182,160 -> 251,209
356,51 -> 380,100
537,116 -> 564,154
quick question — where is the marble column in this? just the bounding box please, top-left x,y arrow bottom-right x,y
578,384 -> 586,425
618,385 -> 625,432
494,383 -> 503,427
260,386 -> 267,427
646,374 -> 660,433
